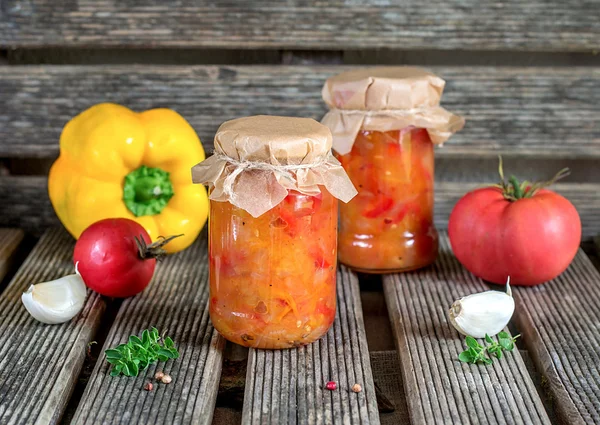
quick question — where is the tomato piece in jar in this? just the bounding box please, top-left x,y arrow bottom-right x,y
209,188 -> 338,349
336,128 -> 438,273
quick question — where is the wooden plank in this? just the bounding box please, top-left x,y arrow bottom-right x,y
0,228 -> 106,425
242,266 -> 380,425
0,65 -> 598,159
511,250 -> 600,425
382,234 -> 551,425
2,176 -> 599,241
0,228 -> 24,283
0,1 -> 598,51
71,232 -> 225,425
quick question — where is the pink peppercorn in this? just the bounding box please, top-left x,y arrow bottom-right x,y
325,381 -> 337,391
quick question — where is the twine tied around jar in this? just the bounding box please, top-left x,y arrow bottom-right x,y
214,152 -> 329,198
320,67 -> 465,155
192,116 -> 358,218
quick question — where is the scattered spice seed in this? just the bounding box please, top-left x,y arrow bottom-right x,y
144,382 -> 153,391
352,384 -> 362,393
325,381 -> 337,391
161,374 -> 173,384
155,371 -> 165,381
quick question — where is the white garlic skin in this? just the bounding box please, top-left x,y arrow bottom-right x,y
448,280 -> 515,339
21,271 -> 87,325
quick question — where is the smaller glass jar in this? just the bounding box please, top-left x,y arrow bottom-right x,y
192,115 -> 357,349
321,67 -> 465,274
337,128 -> 436,273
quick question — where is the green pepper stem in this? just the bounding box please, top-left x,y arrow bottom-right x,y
123,166 -> 174,217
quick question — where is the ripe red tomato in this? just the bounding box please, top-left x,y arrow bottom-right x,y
74,218 -> 156,298
448,186 -> 581,286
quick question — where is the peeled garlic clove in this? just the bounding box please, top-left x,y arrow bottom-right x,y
448,278 -> 515,338
21,266 -> 87,325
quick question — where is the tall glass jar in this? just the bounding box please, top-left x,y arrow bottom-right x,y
321,67 -> 465,273
192,115 -> 357,349
209,188 -> 338,348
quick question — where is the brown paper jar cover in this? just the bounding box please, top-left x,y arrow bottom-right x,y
321,67 -> 465,155
192,115 -> 357,218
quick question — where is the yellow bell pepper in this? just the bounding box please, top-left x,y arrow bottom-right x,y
49,103 -> 209,253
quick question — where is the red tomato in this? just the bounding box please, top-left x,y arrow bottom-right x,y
74,218 -> 156,297
448,187 -> 581,286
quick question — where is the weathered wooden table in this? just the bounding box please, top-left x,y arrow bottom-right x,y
1,227 -> 600,425
1,1 -> 599,424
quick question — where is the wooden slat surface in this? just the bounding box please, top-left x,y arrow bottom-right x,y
382,234 -> 551,425
0,228 -> 105,425
72,232 -> 225,425
2,176 -> 599,241
0,228 -> 24,282
242,266 -> 379,425
511,250 -> 600,425
0,1 -> 598,51
0,66 -> 598,159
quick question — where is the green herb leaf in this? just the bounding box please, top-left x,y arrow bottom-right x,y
457,333 -> 521,366
499,339 -> 514,351
459,351 -> 474,363
105,328 -> 180,377
465,336 -> 481,351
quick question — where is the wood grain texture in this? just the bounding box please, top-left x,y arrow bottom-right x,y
382,234 -> 551,425
0,228 -> 24,284
1,1 -> 598,51
242,266 -> 380,425
0,66 -> 598,159
511,250 -> 600,425
0,228 -> 106,425
2,176 -> 599,240
71,232 -> 225,425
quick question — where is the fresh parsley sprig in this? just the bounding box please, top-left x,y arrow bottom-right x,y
105,327 -> 179,377
458,332 -> 520,365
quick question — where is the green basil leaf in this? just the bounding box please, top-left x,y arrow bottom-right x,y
142,329 -> 151,346
482,357 -> 493,365
158,348 -> 173,358
110,368 -> 121,377
164,337 -> 175,348
158,354 -> 169,362
485,334 -> 493,344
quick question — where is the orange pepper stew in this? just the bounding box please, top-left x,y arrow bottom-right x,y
336,128 -> 438,273
209,188 -> 338,349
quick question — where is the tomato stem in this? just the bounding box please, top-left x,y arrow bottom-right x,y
135,234 -> 183,260
496,156 -> 570,201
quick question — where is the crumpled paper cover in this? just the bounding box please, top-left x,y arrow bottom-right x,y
192,115 -> 357,217
321,67 -> 465,155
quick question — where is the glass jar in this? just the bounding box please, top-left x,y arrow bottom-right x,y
192,115 -> 357,349
209,188 -> 338,349
336,128 -> 437,273
321,67 -> 464,274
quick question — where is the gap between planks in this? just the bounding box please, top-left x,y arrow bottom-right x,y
242,266 -> 380,425
512,249 -> 600,425
383,234 -> 551,425
0,228 -> 25,284
0,228 -> 105,425
71,231 -> 225,425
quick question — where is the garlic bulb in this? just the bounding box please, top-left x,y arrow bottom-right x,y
448,278 -> 515,338
21,264 -> 87,324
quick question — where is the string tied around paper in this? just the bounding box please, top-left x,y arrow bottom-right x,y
328,107 -> 435,117
215,152 -> 330,197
